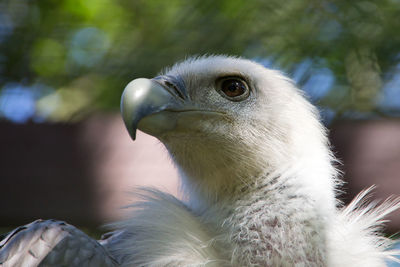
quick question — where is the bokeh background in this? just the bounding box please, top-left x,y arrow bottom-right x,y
0,0 -> 399,236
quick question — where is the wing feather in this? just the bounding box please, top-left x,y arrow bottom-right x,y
0,220 -> 118,267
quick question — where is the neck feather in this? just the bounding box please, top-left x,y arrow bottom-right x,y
201,173 -> 330,265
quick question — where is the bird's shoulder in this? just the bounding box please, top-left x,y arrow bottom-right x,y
107,188 -> 229,266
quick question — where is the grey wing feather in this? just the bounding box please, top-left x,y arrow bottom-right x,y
0,219 -> 119,267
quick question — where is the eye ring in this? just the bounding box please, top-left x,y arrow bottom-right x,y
216,77 -> 250,101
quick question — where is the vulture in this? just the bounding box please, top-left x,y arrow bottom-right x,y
1,55 -> 399,266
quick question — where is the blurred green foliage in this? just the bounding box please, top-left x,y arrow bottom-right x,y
0,0 -> 399,122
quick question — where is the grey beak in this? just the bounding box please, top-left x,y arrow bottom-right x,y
120,78 -> 183,140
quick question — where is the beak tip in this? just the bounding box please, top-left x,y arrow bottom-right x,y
130,129 -> 137,140
122,115 -> 137,141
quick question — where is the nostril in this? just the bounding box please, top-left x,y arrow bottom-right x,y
165,80 -> 185,100
153,75 -> 187,101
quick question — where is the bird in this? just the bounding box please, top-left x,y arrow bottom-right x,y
1,55 -> 399,266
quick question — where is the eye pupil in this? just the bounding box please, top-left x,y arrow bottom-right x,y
228,83 -> 238,91
221,79 -> 246,98
217,77 -> 250,101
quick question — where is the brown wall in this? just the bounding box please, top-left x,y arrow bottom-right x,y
330,119 -> 400,232
0,114 -> 179,227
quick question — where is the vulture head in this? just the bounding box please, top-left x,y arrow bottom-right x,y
122,56 -> 336,216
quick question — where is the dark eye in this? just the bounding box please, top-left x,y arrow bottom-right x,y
217,77 -> 249,101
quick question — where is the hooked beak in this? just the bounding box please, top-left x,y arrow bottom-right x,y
120,76 -> 187,140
